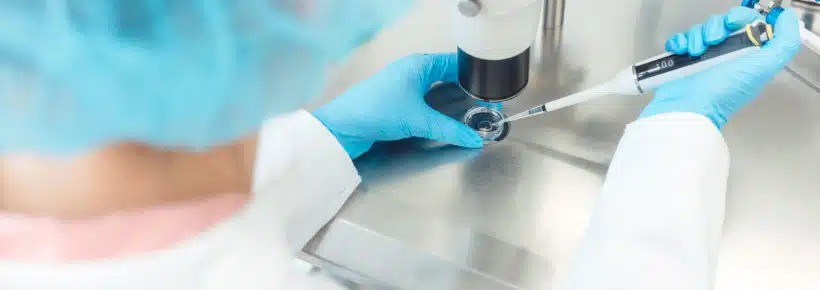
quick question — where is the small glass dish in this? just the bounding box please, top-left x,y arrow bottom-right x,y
463,106 -> 510,145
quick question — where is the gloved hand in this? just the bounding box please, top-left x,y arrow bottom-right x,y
640,7 -> 802,128
314,53 -> 484,159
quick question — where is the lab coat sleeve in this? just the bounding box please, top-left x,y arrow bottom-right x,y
562,113 -> 730,290
251,110 -> 361,253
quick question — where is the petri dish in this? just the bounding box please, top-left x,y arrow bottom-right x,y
463,106 -> 510,145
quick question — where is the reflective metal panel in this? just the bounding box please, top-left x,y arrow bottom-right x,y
305,0 -> 820,289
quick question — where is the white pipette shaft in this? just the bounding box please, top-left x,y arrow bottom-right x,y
499,82 -> 613,124
500,19 -> 816,125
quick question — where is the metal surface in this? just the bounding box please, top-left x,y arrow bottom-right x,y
543,0 -> 566,29
794,0 -> 820,6
306,0 -> 820,289
791,0 -> 820,91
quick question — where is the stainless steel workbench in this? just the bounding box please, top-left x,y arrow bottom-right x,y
302,0 -> 820,289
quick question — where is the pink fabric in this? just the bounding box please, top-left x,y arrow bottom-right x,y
0,193 -> 249,262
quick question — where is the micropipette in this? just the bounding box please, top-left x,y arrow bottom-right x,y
743,0 -> 820,55
498,19 -> 774,125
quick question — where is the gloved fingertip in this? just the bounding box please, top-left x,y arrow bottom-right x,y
757,9 -> 802,61
436,52 -> 459,68
463,132 -> 485,148
772,9 -> 802,44
449,123 -> 482,148
726,6 -> 764,30
687,25 -> 707,56
704,14 -> 728,45
417,112 -> 484,148
665,33 -> 688,54
418,52 -> 460,88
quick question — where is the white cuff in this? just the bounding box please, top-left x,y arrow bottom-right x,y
252,110 -> 361,252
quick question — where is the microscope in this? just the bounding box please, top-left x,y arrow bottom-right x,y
446,0 -> 542,143
454,0 -> 541,102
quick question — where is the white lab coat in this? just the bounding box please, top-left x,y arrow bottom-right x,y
0,111 -> 729,290
562,112 -> 729,290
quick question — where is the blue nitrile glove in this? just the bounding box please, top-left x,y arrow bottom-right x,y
639,7 -> 802,128
314,53 -> 484,159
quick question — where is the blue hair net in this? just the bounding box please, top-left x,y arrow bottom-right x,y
0,0 -> 410,153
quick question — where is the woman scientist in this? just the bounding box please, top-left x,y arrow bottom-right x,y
0,0 -> 803,289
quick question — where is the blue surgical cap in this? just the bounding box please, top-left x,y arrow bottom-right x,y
0,0 -> 410,153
